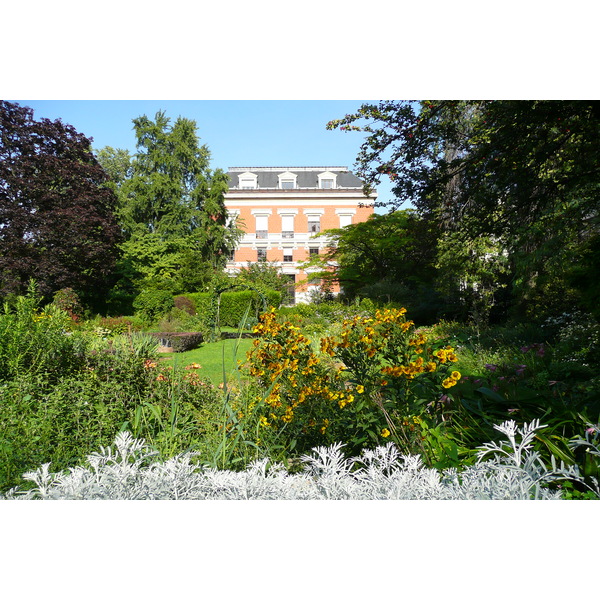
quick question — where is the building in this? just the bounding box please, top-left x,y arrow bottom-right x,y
224,166 -> 375,303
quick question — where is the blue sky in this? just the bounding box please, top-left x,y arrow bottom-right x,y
14,100 -> 400,212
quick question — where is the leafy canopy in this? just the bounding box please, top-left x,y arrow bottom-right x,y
0,101 -> 122,307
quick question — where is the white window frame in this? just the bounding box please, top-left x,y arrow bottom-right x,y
278,171 -> 298,190
238,171 -> 258,189
318,171 -> 338,189
304,209 -> 324,235
335,209 -> 356,228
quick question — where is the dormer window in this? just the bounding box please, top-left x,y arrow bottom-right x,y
278,171 -> 297,189
238,171 -> 257,189
318,171 -> 338,189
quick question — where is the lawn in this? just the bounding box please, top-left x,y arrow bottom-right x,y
158,336 -> 255,385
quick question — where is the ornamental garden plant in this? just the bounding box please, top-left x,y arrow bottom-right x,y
1,285 -> 598,499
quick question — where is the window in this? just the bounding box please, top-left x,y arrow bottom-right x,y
339,214 -> 352,228
257,248 -> 267,261
278,171 -> 297,189
255,214 -> 268,239
309,248 -> 319,256
308,220 -> 320,234
281,214 -> 294,239
335,209 -> 356,228
283,248 -> 293,263
318,171 -> 338,189
237,171 -> 257,189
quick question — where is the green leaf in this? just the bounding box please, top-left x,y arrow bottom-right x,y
476,386 -> 506,403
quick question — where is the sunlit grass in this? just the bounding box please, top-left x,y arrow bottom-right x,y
159,337 -> 254,385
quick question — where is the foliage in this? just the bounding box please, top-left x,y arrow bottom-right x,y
102,111 -> 242,300
132,288 -> 175,323
328,100 -> 600,322
0,281 -> 83,382
234,262 -> 291,297
90,315 -> 144,336
308,210 -> 439,308
173,295 -> 196,315
0,101 -> 123,309
182,289 -> 281,330
94,146 -> 132,193
435,230 -> 510,326
51,287 -> 84,325
241,307 -> 463,461
149,332 -> 204,352
3,420 -> 592,500
0,317 -> 227,492
319,307 -> 463,458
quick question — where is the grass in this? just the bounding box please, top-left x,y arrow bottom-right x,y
159,337 -> 254,385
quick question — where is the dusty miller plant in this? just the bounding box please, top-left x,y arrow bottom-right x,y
2,421 -> 594,500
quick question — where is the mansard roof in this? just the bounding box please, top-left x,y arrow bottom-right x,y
227,166 -> 364,189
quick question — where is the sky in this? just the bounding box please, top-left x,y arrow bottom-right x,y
11,99 -> 399,212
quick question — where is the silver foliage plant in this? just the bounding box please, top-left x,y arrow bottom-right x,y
2,420 -> 595,500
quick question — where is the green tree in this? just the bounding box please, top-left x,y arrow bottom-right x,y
306,210 -> 441,320
234,261 -> 290,297
102,111 -> 241,304
328,101 -> 600,320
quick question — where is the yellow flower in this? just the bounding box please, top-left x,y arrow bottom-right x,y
356,385 -> 365,394
381,428 -> 391,438
451,370 -> 461,380
442,377 -> 457,389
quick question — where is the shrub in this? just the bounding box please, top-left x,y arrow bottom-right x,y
174,295 -> 196,315
182,289 -> 281,329
3,420 -> 592,500
240,307 -> 463,461
93,315 -> 144,336
149,332 -> 203,352
0,282 -> 84,382
133,289 -> 174,323
52,287 -> 84,324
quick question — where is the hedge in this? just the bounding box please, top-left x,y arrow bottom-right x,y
148,332 -> 203,352
177,289 -> 281,328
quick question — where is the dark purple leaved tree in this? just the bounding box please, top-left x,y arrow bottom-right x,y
0,101 -> 123,308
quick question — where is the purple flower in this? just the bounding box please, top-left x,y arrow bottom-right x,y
485,364 -> 498,372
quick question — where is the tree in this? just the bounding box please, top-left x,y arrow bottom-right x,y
306,210 -> 442,320
95,146 -> 132,194
328,101 -> 600,320
234,261 -> 290,297
101,111 -> 242,302
0,101 -> 123,307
